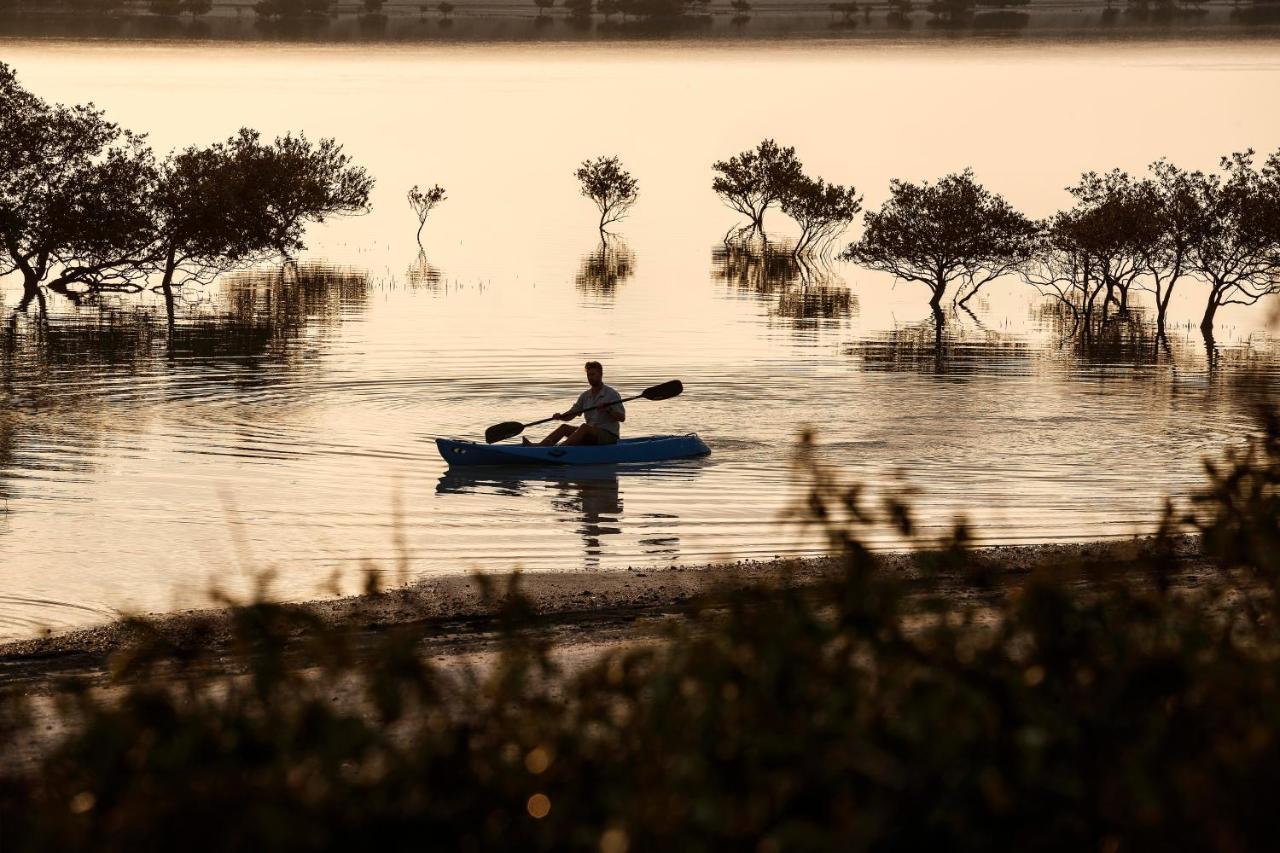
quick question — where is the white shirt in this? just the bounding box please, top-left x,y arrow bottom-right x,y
572,385 -> 625,436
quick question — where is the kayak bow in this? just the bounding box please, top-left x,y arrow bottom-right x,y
437,434 -> 710,467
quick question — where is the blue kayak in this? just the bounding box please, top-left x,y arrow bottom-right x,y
437,434 -> 710,467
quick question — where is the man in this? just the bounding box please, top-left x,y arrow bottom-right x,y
525,360 -> 625,446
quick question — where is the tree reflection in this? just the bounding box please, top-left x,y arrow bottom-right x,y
405,250 -> 444,289
711,239 -> 856,329
0,263 -> 371,506
575,236 -> 635,298
850,309 -> 1030,376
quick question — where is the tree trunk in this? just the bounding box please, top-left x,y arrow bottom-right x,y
929,279 -> 945,312
1155,283 -> 1173,338
1200,291 -> 1220,335
931,304 -> 945,371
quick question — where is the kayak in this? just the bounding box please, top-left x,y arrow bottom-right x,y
436,434 -> 710,467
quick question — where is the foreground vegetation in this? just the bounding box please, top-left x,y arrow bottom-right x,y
2,409 -> 1280,849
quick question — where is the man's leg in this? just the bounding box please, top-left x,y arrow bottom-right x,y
563,424 -> 602,446
536,424 -> 577,446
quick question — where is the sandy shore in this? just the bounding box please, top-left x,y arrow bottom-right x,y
0,536 -> 1205,693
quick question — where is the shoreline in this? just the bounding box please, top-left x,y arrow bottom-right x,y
0,536 -> 1205,691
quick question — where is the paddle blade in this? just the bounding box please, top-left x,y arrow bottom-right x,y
641,379 -> 684,401
485,421 -> 524,444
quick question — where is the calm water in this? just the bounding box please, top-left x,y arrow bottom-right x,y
1,38 -> 1279,639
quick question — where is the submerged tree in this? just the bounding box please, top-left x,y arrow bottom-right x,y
1185,149 -> 1280,337
843,169 -> 1036,314
1062,169 -> 1159,314
0,63 -> 158,302
1134,160 -> 1199,337
0,63 -> 372,310
711,139 -> 804,238
407,184 -> 447,249
575,156 -> 639,234
779,174 -> 862,258
148,130 -> 373,303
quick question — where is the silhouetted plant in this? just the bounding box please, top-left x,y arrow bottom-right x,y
1062,169 -> 1158,314
406,184 -> 447,248
362,0 -> 384,14
1133,159 -> 1199,337
0,64 -> 371,307
1183,149 -> 1280,337
711,139 -> 804,238
564,0 -> 593,15
148,129 -> 372,296
575,156 -> 639,234
729,0 -> 750,12
534,0 -> 555,14
0,63 -> 157,302
842,169 -> 1036,314
779,173 -> 862,258
183,0 -> 212,15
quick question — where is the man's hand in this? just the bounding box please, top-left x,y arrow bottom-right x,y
555,411 -> 576,422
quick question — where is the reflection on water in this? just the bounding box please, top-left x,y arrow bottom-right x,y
850,311 -> 1032,376
576,236 -> 635,300
437,464 -> 683,569
405,250 -> 444,289
712,239 -> 856,329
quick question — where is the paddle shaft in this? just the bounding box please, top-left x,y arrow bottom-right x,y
520,392 -> 641,430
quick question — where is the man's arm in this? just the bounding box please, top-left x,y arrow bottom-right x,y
602,391 -> 626,422
556,393 -> 587,421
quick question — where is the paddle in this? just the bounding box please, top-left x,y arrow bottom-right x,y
484,379 -> 684,444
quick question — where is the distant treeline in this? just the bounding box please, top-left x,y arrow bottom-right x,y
3,0 -> 1279,22
713,139 -> 1280,338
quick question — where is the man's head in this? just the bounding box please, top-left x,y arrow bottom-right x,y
584,360 -> 603,388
